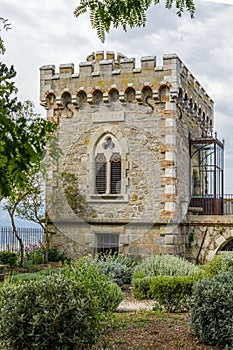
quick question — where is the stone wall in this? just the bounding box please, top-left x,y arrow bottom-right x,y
184,214 -> 233,263
40,51 -> 215,259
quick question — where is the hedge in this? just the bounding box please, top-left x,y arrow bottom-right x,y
190,272 -> 233,347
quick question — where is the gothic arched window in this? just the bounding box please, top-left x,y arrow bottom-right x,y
95,136 -> 122,195
87,129 -> 128,202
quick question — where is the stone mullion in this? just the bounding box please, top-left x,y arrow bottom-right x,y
106,160 -> 111,194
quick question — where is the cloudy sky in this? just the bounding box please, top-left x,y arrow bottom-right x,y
1,0 -> 233,194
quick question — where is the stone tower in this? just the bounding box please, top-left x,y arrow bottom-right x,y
40,51 -> 214,259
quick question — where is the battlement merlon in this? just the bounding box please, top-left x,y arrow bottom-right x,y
40,52 -> 214,113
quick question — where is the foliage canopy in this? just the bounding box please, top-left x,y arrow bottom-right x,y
0,19 -> 56,199
74,0 -> 195,42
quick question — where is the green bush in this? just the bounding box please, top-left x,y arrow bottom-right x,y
0,260 -> 122,350
133,275 -> 198,311
149,275 -> 198,312
25,245 -> 67,264
199,254 -> 224,277
132,255 -> 200,311
0,251 -> 18,268
45,246 -> 67,262
199,253 -> 233,278
132,276 -> 152,299
133,254 -> 199,279
85,253 -> 136,286
60,259 -> 123,312
22,260 -> 43,272
190,272 -> 233,347
221,253 -> 233,273
8,268 -> 57,284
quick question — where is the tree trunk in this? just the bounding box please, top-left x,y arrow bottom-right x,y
44,226 -> 50,264
8,210 -> 24,266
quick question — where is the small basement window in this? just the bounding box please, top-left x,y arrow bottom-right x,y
96,233 -> 119,255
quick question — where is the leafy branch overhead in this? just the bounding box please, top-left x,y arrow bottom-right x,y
0,19 -> 57,199
74,0 -> 195,42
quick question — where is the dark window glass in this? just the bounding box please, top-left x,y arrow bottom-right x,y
96,234 -> 119,255
110,153 -> 121,194
95,154 -> 106,194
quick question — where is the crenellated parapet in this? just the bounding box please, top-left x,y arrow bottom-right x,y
40,51 -> 213,134
40,51 -> 213,138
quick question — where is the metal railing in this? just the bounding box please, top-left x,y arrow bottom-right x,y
0,227 -> 43,252
224,194 -> 233,215
190,194 -> 233,215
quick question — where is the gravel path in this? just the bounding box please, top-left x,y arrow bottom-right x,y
116,298 -> 156,312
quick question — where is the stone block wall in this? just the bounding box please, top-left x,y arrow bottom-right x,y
184,215 -> 233,263
40,51 -> 214,259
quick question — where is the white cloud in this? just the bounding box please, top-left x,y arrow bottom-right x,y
204,0 -> 233,4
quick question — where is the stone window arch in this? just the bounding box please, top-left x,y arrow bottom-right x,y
159,85 -> 170,102
108,88 -> 119,103
125,87 -> 135,103
110,153 -> 121,194
93,89 -> 103,105
188,98 -> 193,113
61,91 -> 72,108
141,86 -> 153,104
202,112 -> 206,122
87,127 -> 129,202
95,153 -> 107,194
45,92 -> 59,123
193,103 -> 198,116
46,92 -> 56,108
209,119 -> 213,134
77,90 -> 87,109
61,91 -> 74,118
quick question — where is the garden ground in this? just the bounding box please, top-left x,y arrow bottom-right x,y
0,288 -> 220,350
94,290 -> 220,350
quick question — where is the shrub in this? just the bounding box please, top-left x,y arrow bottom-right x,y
221,253 -> 233,273
132,276 -> 153,299
25,245 -> 67,264
190,272 -> 233,347
0,260 -> 122,350
45,246 -> 67,262
22,260 -> 43,272
199,254 -> 224,277
0,251 -> 18,268
132,275 -> 198,311
133,254 -> 199,279
8,268 -> 57,284
149,275 -> 198,312
60,258 -> 123,312
132,255 -> 200,311
85,253 -> 136,286
199,253 -> 233,278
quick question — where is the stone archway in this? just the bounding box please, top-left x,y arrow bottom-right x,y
185,216 -> 233,263
218,237 -> 233,252
205,225 -> 233,261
